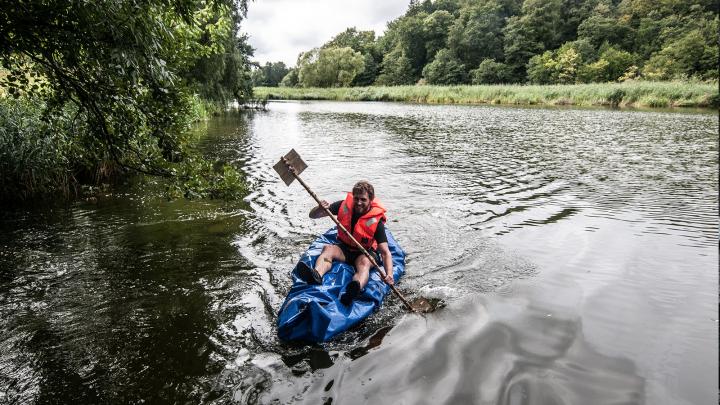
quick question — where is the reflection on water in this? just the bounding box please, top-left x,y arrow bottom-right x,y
1,102 -> 717,404
301,287 -> 645,405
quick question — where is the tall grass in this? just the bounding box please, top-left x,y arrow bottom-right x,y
255,81 -> 719,109
0,94 -> 246,203
0,97 -> 76,201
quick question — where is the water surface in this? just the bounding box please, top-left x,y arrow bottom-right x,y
1,101 -> 717,404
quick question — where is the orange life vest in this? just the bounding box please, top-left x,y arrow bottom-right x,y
337,192 -> 386,250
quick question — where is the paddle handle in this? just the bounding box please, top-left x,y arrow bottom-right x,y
283,158 -> 415,312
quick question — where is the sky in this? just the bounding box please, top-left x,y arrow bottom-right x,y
241,0 -> 410,67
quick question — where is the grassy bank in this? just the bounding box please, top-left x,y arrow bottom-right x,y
0,94 -> 240,203
255,81 -> 719,109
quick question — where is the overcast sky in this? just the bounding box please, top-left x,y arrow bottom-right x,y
241,0 -> 409,67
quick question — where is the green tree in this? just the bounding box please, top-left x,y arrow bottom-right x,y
578,59 -> 610,82
557,0 -> 598,44
380,13 -> 429,81
280,69 -> 299,87
527,41 -> 590,84
184,21 -> 254,106
325,27 -> 377,55
423,10 -> 455,61
578,46 -> 635,82
503,0 -> 564,81
297,47 -> 364,87
526,51 -> 557,84
251,62 -> 290,87
0,0 -> 252,197
447,1 -> 506,68
430,0 -> 463,14
322,27 -> 381,86
577,1 -> 633,49
375,48 -> 415,85
643,27 -> 719,80
353,53 -> 380,86
470,59 -> 512,84
422,49 -> 468,85
599,46 -> 636,81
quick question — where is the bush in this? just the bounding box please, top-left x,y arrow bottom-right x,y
527,51 -> 556,84
0,97 -> 74,200
280,69 -> 299,87
471,59 -> 512,84
578,46 -> 635,82
422,49 -> 468,85
375,48 -> 416,85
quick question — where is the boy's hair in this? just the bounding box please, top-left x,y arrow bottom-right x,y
352,180 -> 375,200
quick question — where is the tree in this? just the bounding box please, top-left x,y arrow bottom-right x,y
578,46 -> 635,82
184,25 -> 254,106
423,10 -> 455,61
0,0 -> 252,192
527,40 -> 593,84
322,27 -> 381,86
643,27 -> 719,80
297,47 -> 364,87
577,1 -> 633,49
380,13 -> 429,81
447,1 -> 506,69
422,49 -> 468,85
527,51 -> 557,84
289,0 -> 718,86
471,59 -> 512,84
558,0 -> 599,45
324,27 -> 377,55
280,69 -> 299,87
251,62 -> 290,87
375,48 -> 415,85
503,0 -> 564,81
353,53 -> 380,86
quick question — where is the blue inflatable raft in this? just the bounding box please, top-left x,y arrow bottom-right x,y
277,227 -> 406,342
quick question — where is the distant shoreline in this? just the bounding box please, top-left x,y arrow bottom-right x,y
254,82 -> 719,110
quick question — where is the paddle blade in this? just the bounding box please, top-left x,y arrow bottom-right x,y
273,148 -> 307,186
410,297 -> 444,313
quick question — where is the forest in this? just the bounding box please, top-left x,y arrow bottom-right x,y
252,0 -> 718,87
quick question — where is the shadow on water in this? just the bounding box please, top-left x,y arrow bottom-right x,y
0,115 -> 259,403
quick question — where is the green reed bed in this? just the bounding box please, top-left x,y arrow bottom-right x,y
255,81 -> 719,109
0,94 -> 228,202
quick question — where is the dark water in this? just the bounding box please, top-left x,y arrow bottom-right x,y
1,102 -> 717,404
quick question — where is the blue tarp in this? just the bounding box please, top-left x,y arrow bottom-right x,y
277,227 -> 406,342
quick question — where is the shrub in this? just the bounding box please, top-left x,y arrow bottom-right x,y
471,59 -> 512,84
422,49 -> 468,85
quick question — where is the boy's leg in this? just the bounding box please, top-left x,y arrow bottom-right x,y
315,244 -> 346,277
352,253 -> 372,288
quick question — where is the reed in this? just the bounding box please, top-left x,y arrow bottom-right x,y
255,81 -> 719,109
0,97 -> 74,201
0,94 -> 235,203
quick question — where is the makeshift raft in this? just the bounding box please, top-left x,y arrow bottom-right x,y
277,227 -> 406,342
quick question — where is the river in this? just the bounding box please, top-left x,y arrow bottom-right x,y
0,101 -> 717,404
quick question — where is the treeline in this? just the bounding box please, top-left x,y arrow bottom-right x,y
251,62 -> 291,87
1,0 -> 255,201
273,0 -> 718,88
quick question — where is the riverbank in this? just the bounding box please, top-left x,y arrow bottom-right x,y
0,94 -> 242,203
255,81 -> 719,109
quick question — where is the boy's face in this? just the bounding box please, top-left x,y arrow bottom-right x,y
353,192 -> 371,214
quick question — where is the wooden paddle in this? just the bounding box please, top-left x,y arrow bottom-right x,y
274,149 -> 431,313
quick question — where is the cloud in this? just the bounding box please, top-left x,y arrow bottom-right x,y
241,0 -> 408,67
